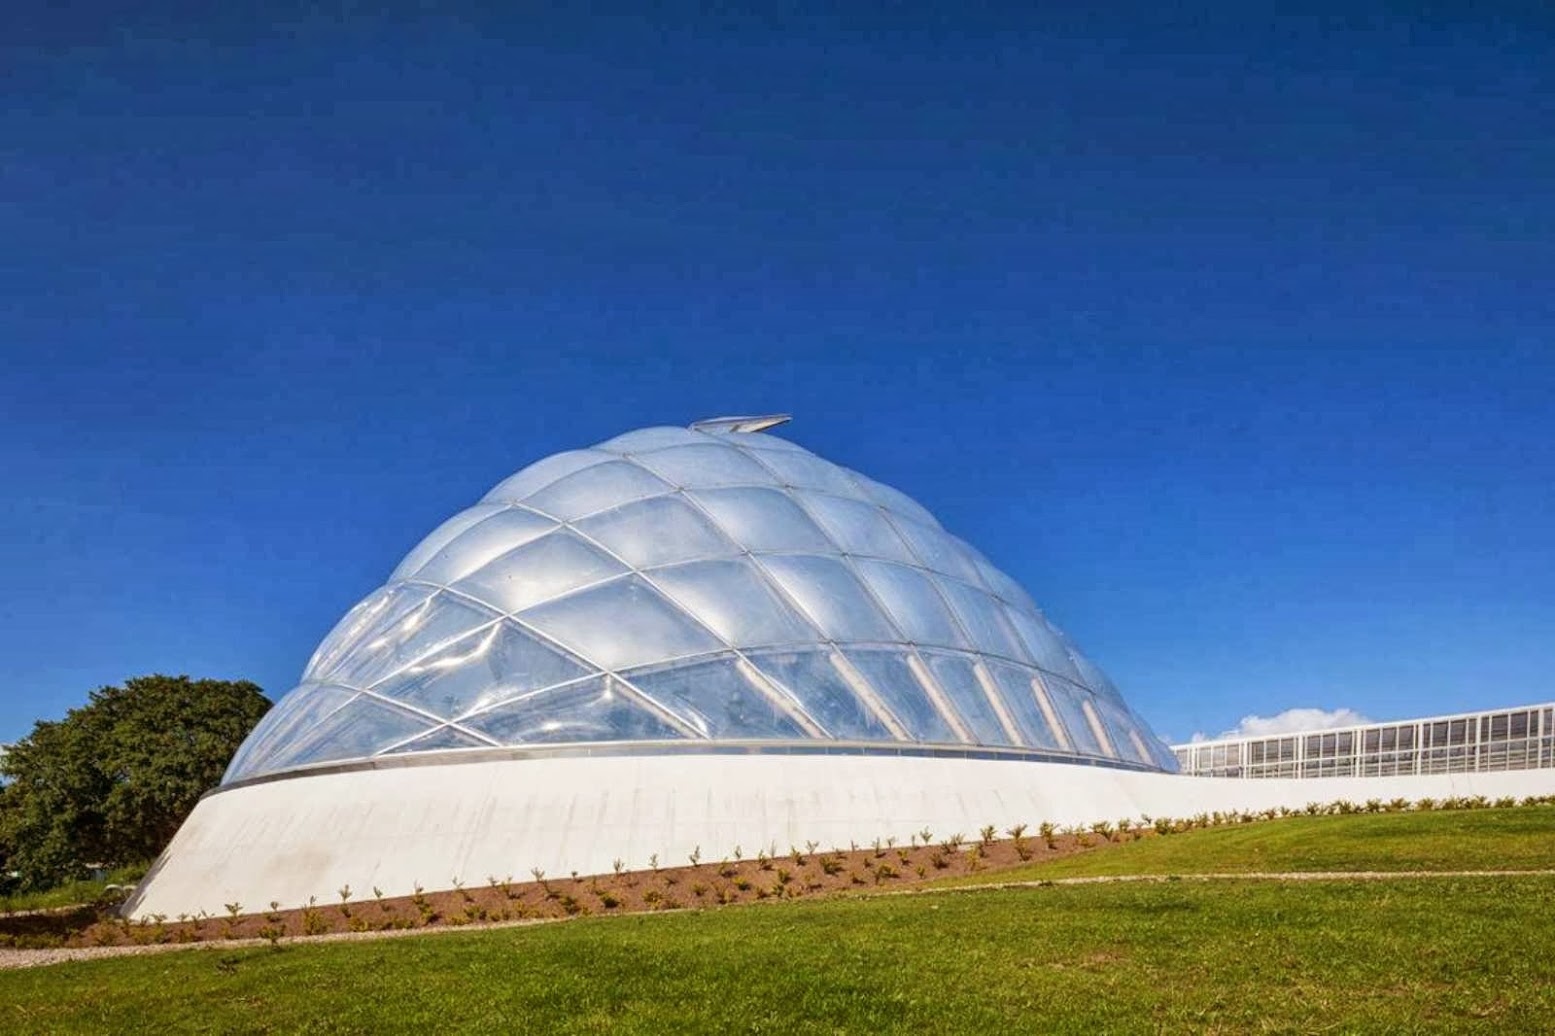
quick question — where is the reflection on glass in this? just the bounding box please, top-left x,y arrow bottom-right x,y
225,424 -> 1176,784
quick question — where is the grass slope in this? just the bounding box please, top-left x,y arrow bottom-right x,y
0,865 -> 147,915
3,878 -> 1552,1034
935,807 -> 1555,886
5,808 -> 1554,1034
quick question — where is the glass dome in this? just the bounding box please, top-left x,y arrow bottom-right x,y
225,421 -> 1177,783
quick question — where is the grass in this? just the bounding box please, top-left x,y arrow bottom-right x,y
0,864 -> 147,915
931,807 -> 1555,886
5,808 -> 1555,1033
2,877 -> 1552,1033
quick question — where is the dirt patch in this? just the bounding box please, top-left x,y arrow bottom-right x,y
0,827 -> 1110,952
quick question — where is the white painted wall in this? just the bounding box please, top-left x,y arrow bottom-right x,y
126,755 -> 1555,919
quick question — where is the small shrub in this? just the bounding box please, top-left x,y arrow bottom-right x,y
301,907 -> 329,936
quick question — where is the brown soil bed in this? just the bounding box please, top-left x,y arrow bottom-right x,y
0,827 -> 1128,950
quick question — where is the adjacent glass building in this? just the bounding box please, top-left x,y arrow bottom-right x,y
1173,703 -> 1555,779
225,418 -> 1176,784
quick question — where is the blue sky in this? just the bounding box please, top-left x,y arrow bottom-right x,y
2,5 -> 1551,745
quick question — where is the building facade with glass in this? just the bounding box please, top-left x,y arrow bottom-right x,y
1172,703 -> 1555,779
126,420 -> 1555,919
224,417 -> 1176,785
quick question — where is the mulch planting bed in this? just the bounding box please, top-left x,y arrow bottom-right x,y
0,827 -> 1124,949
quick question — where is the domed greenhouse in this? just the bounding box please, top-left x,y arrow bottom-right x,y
131,417 -> 1198,919
226,417 -> 1174,782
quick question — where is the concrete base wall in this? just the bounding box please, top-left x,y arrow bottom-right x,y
126,754 -> 1555,919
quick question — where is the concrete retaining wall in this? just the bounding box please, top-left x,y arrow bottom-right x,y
126,754 -> 1555,919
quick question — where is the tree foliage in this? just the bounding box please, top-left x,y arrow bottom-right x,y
0,675 -> 270,890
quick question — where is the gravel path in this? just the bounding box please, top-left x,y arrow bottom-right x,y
5,869 -> 1553,971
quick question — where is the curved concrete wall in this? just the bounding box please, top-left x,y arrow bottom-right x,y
127,754 -> 1555,919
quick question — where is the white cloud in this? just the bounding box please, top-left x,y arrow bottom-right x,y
1216,707 -> 1373,740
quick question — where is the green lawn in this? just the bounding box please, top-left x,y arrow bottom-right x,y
0,864 -> 147,915
3,876 -> 1551,1034
935,807 -> 1555,886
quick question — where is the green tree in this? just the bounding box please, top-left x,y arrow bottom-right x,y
0,675 -> 269,890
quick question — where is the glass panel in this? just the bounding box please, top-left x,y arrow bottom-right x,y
756,554 -> 901,643
851,559 -> 968,648
844,649 -> 961,744
987,662 -> 1063,750
1002,606 -> 1085,683
463,675 -> 690,744
523,460 -> 671,521
632,444 -> 776,489
846,470 -> 940,526
390,503 -> 508,581
968,549 -> 1038,613
516,573 -> 723,672
370,620 -> 593,719
624,655 -> 810,740
890,518 -> 985,584
328,592 -> 502,691
922,652 -> 1009,747
1095,699 -> 1150,764
649,558 -> 819,648
936,578 -> 1028,662
258,695 -> 436,772
575,494 -> 741,569
794,492 -> 919,564
687,487 -> 837,553
1043,676 -> 1106,756
1147,734 -> 1179,771
411,508 -> 559,586
593,426 -> 704,455
747,649 -> 897,741
379,725 -> 494,755
224,683 -> 356,782
305,584 -> 434,681
1062,636 -> 1127,707
452,529 -> 626,614
722,431 -> 806,453
482,449 -> 610,503
746,449 -> 864,496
